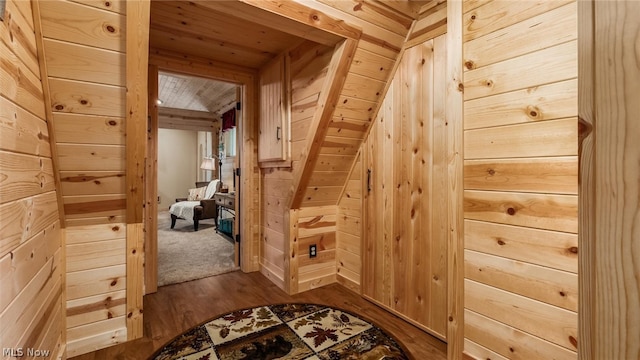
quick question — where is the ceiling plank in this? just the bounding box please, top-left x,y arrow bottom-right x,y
238,0 -> 362,40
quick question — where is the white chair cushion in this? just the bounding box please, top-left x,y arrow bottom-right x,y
204,179 -> 220,199
169,201 -> 201,222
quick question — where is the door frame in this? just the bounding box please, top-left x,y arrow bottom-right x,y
144,53 -> 260,294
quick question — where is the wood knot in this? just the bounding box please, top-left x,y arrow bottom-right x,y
128,312 -> 133,318
559,291 -> 566,297
80,99 -> 88,105
487,168 -> 495,176
464,60 -> 475,70
457,82 -> 464,92
506,207 -> 516,215
106,25 -> 116,33
55,104 -> 65,111
526,105 -> 541,119
132,249 -> 136,254
181,21 -> 187,25
448,316 -> 454,322
112,226 -> 120,231
107,312 -> 113,319
94,180 -> 101,185
568,246 -> 578,254
105,1 -> 111,7
569,335 -> 578,348
485,79 -> 494,87
110,279 -> 118,286
497,239 -> 506,246
470,14 -> 477,20
108,120 -> 117,126
311,14 -> 319,21
509,347 -> 515,353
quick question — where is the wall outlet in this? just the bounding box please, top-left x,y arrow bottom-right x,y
309,244 -> 317,258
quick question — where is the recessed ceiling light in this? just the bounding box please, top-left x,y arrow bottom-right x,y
157,99 -> 163,105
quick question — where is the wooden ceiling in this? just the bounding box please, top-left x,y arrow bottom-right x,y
158,71 -> 237,115
150,0 -> 344,70
150,0 -> 437,122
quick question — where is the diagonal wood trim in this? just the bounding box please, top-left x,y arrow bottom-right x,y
289,39 -> 358,209
238,0 -> 362,41
32,0 -> 66,228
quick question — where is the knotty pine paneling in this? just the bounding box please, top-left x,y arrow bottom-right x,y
49,78 -> 125,118
38,0 -> 125,52
44,38 -> 125,86
463,79 -> 578,130
0,4 -> 63,354
336,153 -> 362,291
464,41 -> 577,101
464,156 -> 578,195
296,206 -> 337,293
1,0 -> 39,76
465,219 -> 578,273
0,151 -> 56,203
259,40 -> 333,292
0,6 -> 66,348
466,279 -> 578,351
287,0 -> 428,209
69,0 -> 125,14
465,310 -> 576,360
57,144 -> 125,171
462,1 -> 579,358
362,36 -> 448,339
64,223 -> 127,356
0,41 -> 47,120
464,2 -> 577,71
0,96 -> 52,157
53,113 -> 125,145
38,0 -> 127,227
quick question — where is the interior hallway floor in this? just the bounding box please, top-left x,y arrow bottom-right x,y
69,271 -> 447,359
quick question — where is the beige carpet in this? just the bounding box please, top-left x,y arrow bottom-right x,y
157,211 -> 238,287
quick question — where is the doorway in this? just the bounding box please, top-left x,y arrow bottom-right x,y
145,67 -> 244,292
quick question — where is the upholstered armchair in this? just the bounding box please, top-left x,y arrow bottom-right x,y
169,180 -> 220,231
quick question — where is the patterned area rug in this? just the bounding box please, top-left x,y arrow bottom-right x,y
151,304 -> 409,360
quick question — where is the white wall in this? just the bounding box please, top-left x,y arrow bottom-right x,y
158,129 -> 198,210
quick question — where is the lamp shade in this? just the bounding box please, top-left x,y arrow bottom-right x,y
200,157 -> 216,171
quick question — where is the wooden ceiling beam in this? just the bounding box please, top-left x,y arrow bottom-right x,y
158,107 -> 217,122
149,48 -> 257,81
236,0 -> 362,41
289,39 -> 358,209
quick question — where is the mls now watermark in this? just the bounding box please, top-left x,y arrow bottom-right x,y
3,348 -> 51,357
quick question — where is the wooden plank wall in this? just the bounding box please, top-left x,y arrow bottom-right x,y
280,0 -> 427,208
295,206 -> 337,292
461,1 -> 579,358
259,40 -> 333,291
335,153 -> 361,293
0,0 -> 65,357
39,0 -> 127,226
33,0 -> 131,356
362,35 -> 449,339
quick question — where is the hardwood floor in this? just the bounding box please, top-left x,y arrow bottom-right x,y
70,271 -> 447,360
